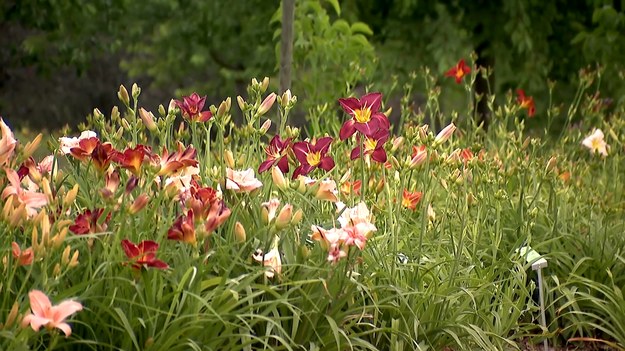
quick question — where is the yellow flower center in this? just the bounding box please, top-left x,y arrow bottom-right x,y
306,151 -> 322,166
354,108 -> 372,123
364,137 -> 377,152
591,138 -> 602,151
456,69 -> 464,78
401,197 -> 412,208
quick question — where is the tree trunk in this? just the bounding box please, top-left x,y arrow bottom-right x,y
279,0 -> 295,94
474,39 -> 494,131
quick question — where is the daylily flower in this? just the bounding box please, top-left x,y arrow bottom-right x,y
175,93 -> 212,122
21,290 -> 83,337
252,247 -> 282,278
226,168 -> 263,192
337,201 -> 375,229
12,241 -> 34,266
517,89 -> 535,117
121,239 -> 169,270
350,128 -> 389,163
100,169 -> 121,199
402,189 -> 423,210
203,199 -> 231,235
58,130 -> 96,155
156,144 -> 198,176
1,168 -> 48,218
67,137 -> 101,161
340,179 -> 362,196
113,145 -> 152,176
261,198 -> 282,224
582,129 -> 609,157
292,137 -> 335,179
89,141 -> 116,172
445,59 -> 471,84
183,181 -> 218,219
163,166 -> 200,197
69,208 -> 111,235
339,92 -> 390,140
167,210 -> 196,245
0,118 -> 17,166
258,135 -> 291,174
409,145 -> 427,168
300,176 -> 339,202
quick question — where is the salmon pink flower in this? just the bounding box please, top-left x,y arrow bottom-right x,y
12,242 -> 34,266
350,128 -> 389,163
258,135 -> 291,174
121,239 -> 168,270
517,89 -> 535,117
156,144 -> 198,176
226,168 -> 263,192
68,137 -> 101,161
292,137 -> 335,179
582,129 -> 609,157
21,290 -> 83,337
167,210 -> 197,245
203,199 -> 231,235
445,59 -> 471,84
339,92 -> 390,140
58,130 -> 96,155
69,208 -> 111,234
175,93 -> 212,122
402,190 -> 423,210
0,118 -> 17,166
1,168 -> 48,218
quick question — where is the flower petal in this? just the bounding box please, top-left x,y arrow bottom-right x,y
51,300 -> 83,323
338,97 -> 360,116
339,121 -> 356,141
29,290 -> 52,317
359,92 -> 382,112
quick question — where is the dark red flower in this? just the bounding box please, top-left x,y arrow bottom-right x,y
69,137 -> 100,161
445,59 -> 471,84
258,135 -> 291,174
91,142 -> 115,172
350,128 -> 389,163
175,93 -> 212,122
69,208 -> 111,235
292,137 -> 335,179
338,93 -> 390,140
121,239 -> 169,270
516,89 -> 535,117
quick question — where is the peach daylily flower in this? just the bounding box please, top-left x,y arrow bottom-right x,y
21,290 -> 83,337
2,168 -> 48,218
582,129 -> 609,157
12,242 -> 34,266
0,118 -> 17,166
226,168 -> 263,192
252,246 -> 282,278
337,201 -> 375,229
58,130 -> 97,155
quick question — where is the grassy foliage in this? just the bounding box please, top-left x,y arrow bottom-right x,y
1,67 -> 624,350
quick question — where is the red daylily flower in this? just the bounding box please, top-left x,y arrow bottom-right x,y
340,180 -> 362,196
350,128 -> 389,163
292,137 -> 335,179
204,199 -> 232,235
167,210 -> 196,245
121,239 -> 168,270
175,93 -> 212,122
69,208 -> 111,235
338,92 -> 390,140
402,190 -> 423,210
113,145 -> 152,176
69,137 -> 101,161
90,142 -> 116,171
517,89 -> 535,117
258,135 -> 291,174
185,182 -> 218,220
445,59 -> 471,84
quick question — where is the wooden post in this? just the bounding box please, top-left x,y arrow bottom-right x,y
280,0 -> 295,94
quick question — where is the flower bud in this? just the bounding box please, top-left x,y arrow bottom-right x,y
291,209 -> 303,225
275,204 -> 293,230
22,134 -> 42,159
546,156 -> 557,173
224,149 -> 235,168
384,106 -> 393,118
237,96 -> 246,112
217,98 -> 231,118
131,83 -> 141,100
258,93 -> 277,116
129,193 -> 149,214
391,136 -> 404,152
168,99 -> 177,115
280,89 -> 292,107
118,85 -> 130,106
271,166 -> 288,190
63,184 -> 79,208
260,119 -> 272,134
434,123 -> 456,146
234,221 -> 246,243
158,104 -> 166,116
427,204 -> 436,223
139,108 -> 158,131
261,77 -> 270,93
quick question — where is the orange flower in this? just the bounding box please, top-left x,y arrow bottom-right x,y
114,145 -> 151,176
21,290 -> 83,337
402,190 -> 423,210
445,59 -> 471,84
12,242 -> 34,266
516,89 -> 535,117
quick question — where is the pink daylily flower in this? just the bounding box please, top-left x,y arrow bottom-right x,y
1,168 -> 48,217
226,168 -> 263,192
22,290 -> 83,337
58,130 -> 97,155
0,118 -> 17,166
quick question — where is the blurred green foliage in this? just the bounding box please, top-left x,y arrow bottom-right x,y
1,0 -> 624,129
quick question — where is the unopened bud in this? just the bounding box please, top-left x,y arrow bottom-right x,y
118,85 -> 130,106
258,93 -> 277,116
291,209 -> 303,225
158,104 -> 166,116
129,193 -> 149,214
260,119 -> 272,134
22,134 -> 42,159
546,156 -> 557,173
217,98 -> 231,118
121,118 -> 132,131
68,250 -> 79,268
237,96 -> 246,112
131,83 -> 141,100
280,89 -> 292,107
5,302 -> 19,328
234,221 -> 246,243
275,204 -> 293,230
384,107 -> 393,118
272,166 -> 288,190
260,77 -> 270,93
224,149 -> 235,168
391,136 -> 404,152
139,108 -> 158,131
434,123 -> 456,146
168,99 -> 177,115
